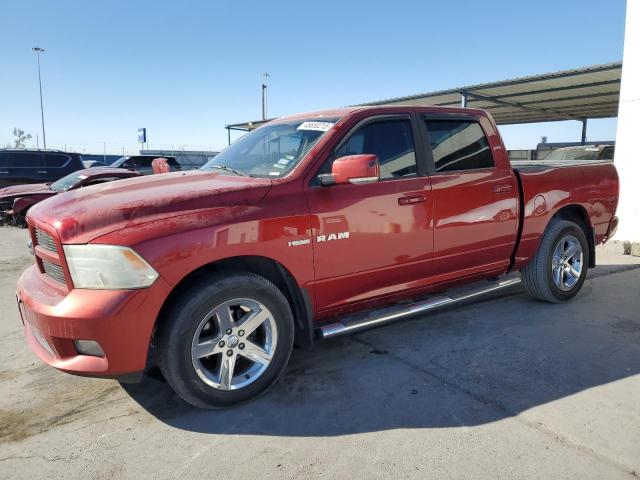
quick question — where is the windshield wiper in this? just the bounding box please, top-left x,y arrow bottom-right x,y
208,165 -> 249,177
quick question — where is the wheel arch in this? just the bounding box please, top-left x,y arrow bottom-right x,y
549,204 -> 595,268
12,196 -> 40,215
153,255 -> 315,359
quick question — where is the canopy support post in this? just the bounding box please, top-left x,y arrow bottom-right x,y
580,119 -> 588,145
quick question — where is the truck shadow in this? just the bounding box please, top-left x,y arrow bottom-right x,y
122,267 -> 640,436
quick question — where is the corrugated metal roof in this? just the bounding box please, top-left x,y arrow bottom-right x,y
226,62 -> 621,131
361,62 -> 622,124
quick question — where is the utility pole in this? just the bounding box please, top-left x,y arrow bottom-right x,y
261,72 -> 270,120
32,47 -> 47,149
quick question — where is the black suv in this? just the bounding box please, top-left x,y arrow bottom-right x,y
110,155 -> 181,175
0,149 -> 85,188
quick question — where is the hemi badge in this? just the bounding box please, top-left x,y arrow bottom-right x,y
288,239 -> 311,247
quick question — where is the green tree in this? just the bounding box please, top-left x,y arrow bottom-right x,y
10,128 -> 32,148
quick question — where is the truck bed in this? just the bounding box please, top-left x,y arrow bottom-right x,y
511,159 -> 613,171
510,159 -> 618,271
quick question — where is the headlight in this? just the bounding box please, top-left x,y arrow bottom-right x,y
63,245 -> 158,289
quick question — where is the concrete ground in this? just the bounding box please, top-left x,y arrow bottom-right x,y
0,226 -> 639,480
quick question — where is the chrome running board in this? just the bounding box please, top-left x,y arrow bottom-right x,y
317,274 -> 522,339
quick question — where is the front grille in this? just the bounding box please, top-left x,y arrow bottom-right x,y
30,225 -> 67,286
35,229 -> 57,253
42,260 -> 65,283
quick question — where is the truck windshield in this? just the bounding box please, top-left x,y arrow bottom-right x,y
545,146 -> 605,161
201,118 -> 338,178
50,172 -> 87,192
111,156 -> 130,167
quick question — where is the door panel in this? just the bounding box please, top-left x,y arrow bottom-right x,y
430,170 -> 518,278
309,177 -> 433,312
422,117 -> 519,278
307,115 -> 433,314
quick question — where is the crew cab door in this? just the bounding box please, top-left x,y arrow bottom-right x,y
306,115 -> 433,315
419,114 -> 518,279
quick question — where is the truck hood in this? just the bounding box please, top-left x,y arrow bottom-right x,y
0,183 -> 52,198
28,170 -> 272,243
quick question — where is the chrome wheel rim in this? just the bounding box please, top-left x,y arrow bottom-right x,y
191,298 -> 277,391
551,234 -> 584,291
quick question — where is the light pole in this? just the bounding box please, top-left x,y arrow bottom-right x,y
261,72 -> 270,120
32,47 -> 46,149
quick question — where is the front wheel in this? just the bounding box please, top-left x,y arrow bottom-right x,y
157,272 -> 294,408
521,219 -> 589,303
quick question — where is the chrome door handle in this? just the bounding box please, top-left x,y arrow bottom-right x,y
398,195 -> 427,205
491,183 -> 513,193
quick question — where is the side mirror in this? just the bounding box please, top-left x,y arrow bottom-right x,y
318,154 -> 380,186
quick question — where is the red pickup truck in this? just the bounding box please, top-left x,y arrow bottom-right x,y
17,106 -> 619,408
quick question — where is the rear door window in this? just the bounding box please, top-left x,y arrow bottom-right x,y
423,119 -> 494,172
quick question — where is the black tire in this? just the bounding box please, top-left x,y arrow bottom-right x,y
157,271 -> 294,408
12,212 -> 28,228
521,219 -> 589,303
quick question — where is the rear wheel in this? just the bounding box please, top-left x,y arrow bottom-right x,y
158,272 -> 294,408
521,219 -> 589,303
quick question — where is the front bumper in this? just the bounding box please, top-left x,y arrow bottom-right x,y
17,264 -> 171,378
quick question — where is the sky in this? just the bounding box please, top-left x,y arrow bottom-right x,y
0,0 -> 627,154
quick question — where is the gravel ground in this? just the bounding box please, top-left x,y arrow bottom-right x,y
1,226 -> 639,480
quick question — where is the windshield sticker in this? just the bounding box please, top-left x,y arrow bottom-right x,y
277,159 -> 289,165
268,171 -> 281,176
297,121 -> 334,132
272,164 -> 286,169
585,147 -> 599,151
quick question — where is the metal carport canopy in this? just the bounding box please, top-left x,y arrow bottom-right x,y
363,61 -> 621,126
225,62 -> 621,143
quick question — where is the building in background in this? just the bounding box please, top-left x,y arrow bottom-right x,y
614,0 -> 640,245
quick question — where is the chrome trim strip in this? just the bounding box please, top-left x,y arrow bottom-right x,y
318,275 -> 521,339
